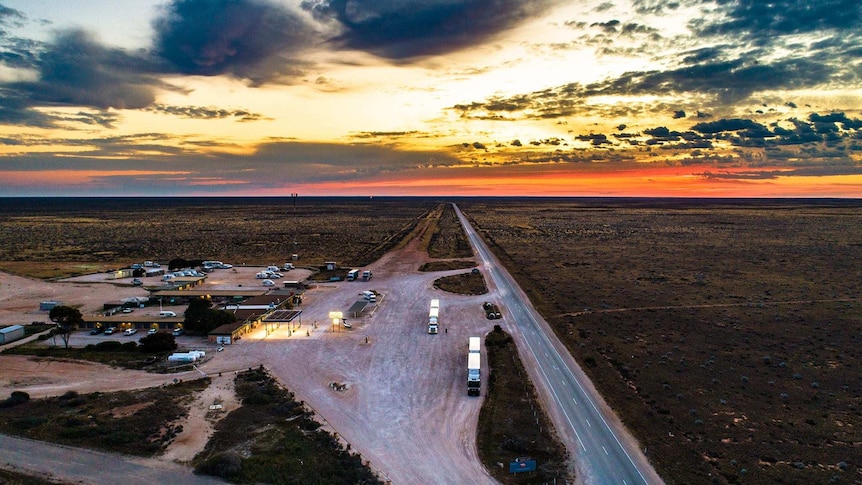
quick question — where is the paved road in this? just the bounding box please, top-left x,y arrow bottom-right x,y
0,433 -> 223,484
454,204 -> 663,485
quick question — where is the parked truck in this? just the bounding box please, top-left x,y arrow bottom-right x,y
347,269 -> 359,281
362,270 -> 372,281
467,338 -> 481,396
428,299 -> 440,334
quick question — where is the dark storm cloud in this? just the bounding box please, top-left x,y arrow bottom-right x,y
692,118 -> 766,134
147,104 -> 268,122
699,165 -> 862,181
0,29 -> 173,127
697,0 -> 862,40
300,0 -> 557,59
631,0 -> 686,15
452,52 -> 839,121
0,89 -> 55,127
13,30 -> 163,110
153,0 -> 315,85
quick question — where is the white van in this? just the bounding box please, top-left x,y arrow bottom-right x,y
159,310 -> 177,317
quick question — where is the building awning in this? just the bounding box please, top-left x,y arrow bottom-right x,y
346,300 -> 368,317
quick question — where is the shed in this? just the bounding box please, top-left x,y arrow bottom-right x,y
208,321 -> 251,344
40,301 -> 61,311
0,325 -> 25,345
325,261 -> 337,270
346,300 -> 368,318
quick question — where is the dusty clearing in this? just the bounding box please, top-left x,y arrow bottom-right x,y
1,236 -> 502,483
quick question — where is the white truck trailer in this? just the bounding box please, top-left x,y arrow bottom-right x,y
428,306 -> 439,334
467,351 -> 481,396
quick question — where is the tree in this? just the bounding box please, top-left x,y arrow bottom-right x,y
49,305 -> 83,349
138,332 -> 177,353
184,298 -> 212,333
184,298 -> 237,334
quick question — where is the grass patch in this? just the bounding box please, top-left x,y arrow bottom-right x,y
478,327 -> 569,484
434,272 -> 488,295
18,323 -> 55,337
0,379 -> 209,456
427,203 -> 474,259
0,198 -> 435,278
419,260 -> 476,272
0,261 -> 121,280
0,468 -> 56,485
3,342 -> 170,370
193,367 -> 382,484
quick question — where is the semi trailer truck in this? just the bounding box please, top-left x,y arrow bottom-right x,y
467,336 -> 481,396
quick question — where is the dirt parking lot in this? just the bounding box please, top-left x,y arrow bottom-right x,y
1,240 -> 501,483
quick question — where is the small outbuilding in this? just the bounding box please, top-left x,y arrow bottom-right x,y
208,322 -> 251,345
40,301 -> 61,311
0,325 -> 25,345
346,300 -> 368,318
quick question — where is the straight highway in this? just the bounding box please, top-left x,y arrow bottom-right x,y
454,204 -> 663,485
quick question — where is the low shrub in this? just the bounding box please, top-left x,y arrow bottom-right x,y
0,391 -> 30,408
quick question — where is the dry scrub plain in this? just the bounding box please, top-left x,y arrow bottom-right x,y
461,198 -> 862,485
0,197 -> 434,277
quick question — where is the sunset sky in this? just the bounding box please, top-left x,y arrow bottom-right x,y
0,0 -> 860,197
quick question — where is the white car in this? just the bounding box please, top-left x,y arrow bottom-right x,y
123,328 -> 138,336
262,279 -> 275,287
147,328 -> 158,335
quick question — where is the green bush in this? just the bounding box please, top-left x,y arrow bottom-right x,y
13,416 -> 45,429
0,391 -> 30,408
94,341 -> 123,352
243,392 -> 273,406
196,452 -> 243,479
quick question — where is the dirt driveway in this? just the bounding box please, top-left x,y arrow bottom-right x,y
1,242 -> 500,483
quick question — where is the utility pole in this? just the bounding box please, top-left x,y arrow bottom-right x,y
291,192 -> 298,249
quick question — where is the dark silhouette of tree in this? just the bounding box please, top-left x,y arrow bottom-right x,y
49,305 -> 83,349
138,332 -> 177,353
184,298 -> 236,334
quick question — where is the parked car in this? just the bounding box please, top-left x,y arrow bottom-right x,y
123,328 -> 138,336
147,328 -> 158,335
104,327 -> 116,335
217,345 -> 225,352
262,279 -> 275,287
90,327 -> 104,335
131,278 -> 143,286
122,307 -> 133,313
172,328 -> 184,336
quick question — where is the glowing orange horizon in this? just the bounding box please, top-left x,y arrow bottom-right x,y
230,166 -> 862,198
3,166 -> 862,198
